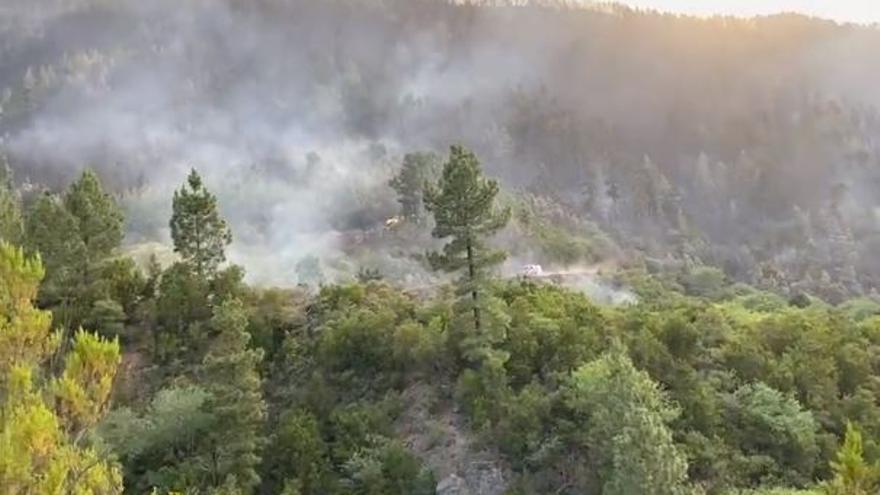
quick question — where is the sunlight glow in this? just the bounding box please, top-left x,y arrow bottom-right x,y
614,1 -> 880,24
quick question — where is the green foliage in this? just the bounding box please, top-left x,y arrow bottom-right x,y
101,257 -> 148,317
86,298 -> 126,338
155,261 -> 210,359
563,343 -> 695,495
728,289 -> 788,313
52,329 -> 122,438
25,192 -> 87,318
499,281 -> 606,386
726,383 -> 819,486
24,170 -> 128,332
0,242 -> 56,380
312,283 -> 446,391
64,168 -> 124,260
0,159 -> 23,244
211,264 -> 248,304
509,193 -> 611,265
328,402 -> 397,468
0,241 -> 123,494
681,266 -> 728,299
15,166 -> 880,495
425,145 -> 510,348
153,249 -> 245,362
530,221 -> 594,265
425,145 -> 510,278
728,490 -> 820,495
99,385 -> 215,492
197,299 -> 267,492
170,169 -> 232,277
821,422 -> 879,495
245,287 -> 306,359
492,382 -> 553,462
340,436 -> 435,495
263,409 -> 334,495
388,151 -> 440,223
836,299 -> 880,322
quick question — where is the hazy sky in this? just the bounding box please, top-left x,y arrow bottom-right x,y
617,1 -> 880,24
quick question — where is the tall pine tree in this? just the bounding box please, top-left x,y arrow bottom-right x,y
25,170 -> 124,333
197,298 -> 266,492
65,168 -> 126,332
64,169 -> 124,263
24,192 -> 87,328
170,170 -> 232,278
424,145 -> 509,334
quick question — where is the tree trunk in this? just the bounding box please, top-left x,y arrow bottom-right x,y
466,237 -> 481,332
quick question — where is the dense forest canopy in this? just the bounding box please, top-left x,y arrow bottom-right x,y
3,1 -> 880,494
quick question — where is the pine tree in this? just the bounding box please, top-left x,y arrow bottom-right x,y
424,145 -> 510,334
24,192 -> 87,327
170,170 -> 232,278
0,242 -> 123,494
264,410 -> 333,495
65,169 -> 126,331
198,299 -> 266,492
24,171 -> 125,332
0,158 -> 23,244
155,261 -> 211,359
822,422 -> 879,495
0,242 -> 57,379
388,152 -> 440,223
64,168 -> 124,263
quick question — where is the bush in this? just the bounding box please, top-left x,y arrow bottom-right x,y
681,266 -> 727,299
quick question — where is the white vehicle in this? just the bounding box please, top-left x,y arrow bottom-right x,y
522,264 -> 544,277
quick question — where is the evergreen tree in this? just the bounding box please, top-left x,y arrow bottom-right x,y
727,382 -> 819,484
170,170 -> 232,278
198,299 -> 266,492
0,242 -> 123,494
564,343 -> 695,495
25,170 -> 126,333
0,158 -> 23,244
0,242 -> 57,380
64,169 -> 127,333
64,168 -> 124,263
822,422 -> 878,495
155,262 -> 210,359
24,192 -> 87,327
263,409 -> 333,495
388,152 -> 439,223
424,145 -> 510,334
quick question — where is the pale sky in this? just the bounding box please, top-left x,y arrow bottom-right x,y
616,1 -> 880,24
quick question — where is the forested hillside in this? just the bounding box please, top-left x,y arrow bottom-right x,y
3,0 -> 880,293
3,1 -> 880,494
